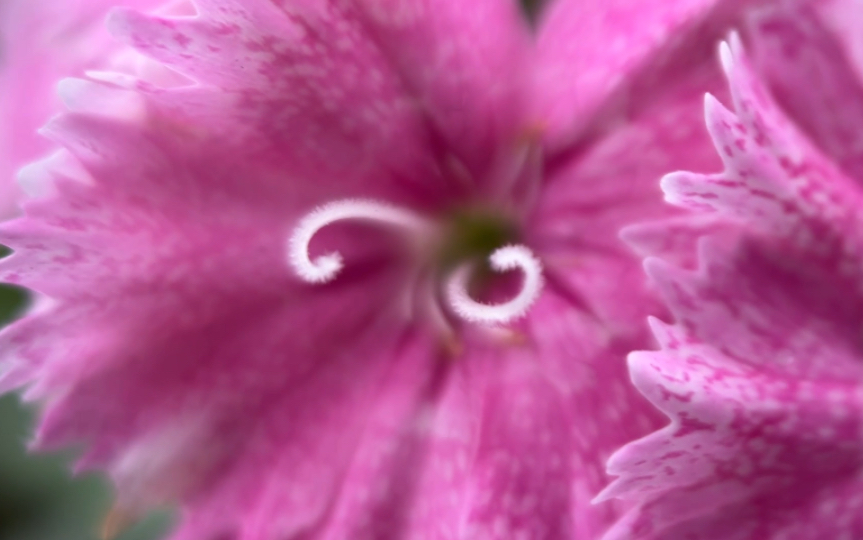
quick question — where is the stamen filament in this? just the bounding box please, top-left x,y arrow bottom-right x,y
445,244 -> 544,325
288,199 -> 430,283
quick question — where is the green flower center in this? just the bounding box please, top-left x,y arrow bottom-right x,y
437,208 -> 521,271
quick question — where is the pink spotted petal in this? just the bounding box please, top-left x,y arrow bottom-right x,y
601,342 -> 863,540
320,292 -> 668,540
107,2 -> 445,210
532,62 -> 724,252
0,0 -> 181,217
522,291 -> 666,537
110,0 -> 532,202
601,31 -> 863,540
533,0 -> 752,149
347,0 -> 533,179
620,214 -> 742,270
304,335 -> 444,540
661,36 -> 863,277
530,62 -> 726,329
163,333 -> 438,540
746,0 -> 863,184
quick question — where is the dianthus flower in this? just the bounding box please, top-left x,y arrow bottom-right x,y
0,0 -> 764,538
601,2 -> 863,538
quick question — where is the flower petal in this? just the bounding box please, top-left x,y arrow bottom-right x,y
601,35 -> 863,540
601,343 -> 863,540
533,0 -> 747,148
523,292 -> 666,537
348,0 -> 534,177
0,0 -> 185,217
532,64 -> 724,259
299,291 -> 671,540
108,2 -> 445,208
746,0 -> 863,185
110,0 -> 532,201
620,214 -> 742,270
304,335 -> 445,540
661,36 -> 863,286
456,355 -> 574,540
411,329 -> 643,540
163,333 -> 438,540
529,65 -> 725,330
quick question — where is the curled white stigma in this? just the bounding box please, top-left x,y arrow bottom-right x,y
446,244 -> 544,325
288,199 -> 430,283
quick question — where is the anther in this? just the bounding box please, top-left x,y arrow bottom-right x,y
288,199 -> 431,283
445,244 -> 544,325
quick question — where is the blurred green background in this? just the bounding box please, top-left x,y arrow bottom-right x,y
0,395 -> 172,540
0,285 -> 171,540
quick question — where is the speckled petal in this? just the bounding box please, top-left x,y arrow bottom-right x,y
0,0 -> 172,217
602,338 -> 863,540
599,32 -> 863,540
307,335 -> 444,540
523,292 -> 666,537
661,36 -> 863,274
533,63 -> 723,246
533,0 -> 751,148
110,0 -> 532,198
107,1 -> 448,209
322,291 -> 666,540
620,213 -> 742,270
347,0 -> 533,178
161,333 -> 439,540
530,62 -> 725,329
458,357 -> 574,540
746,0 -> 863,184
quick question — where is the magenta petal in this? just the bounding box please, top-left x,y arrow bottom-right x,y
534,0 -> 741,148
661,37 -> 863,272
348,0 -> 533,177
307,336 -> 444,539
53,292 -> 415,525
458,355 -> 574,540
107,3 -> 448,208
600,344 -> 863,540
620,214 -> 742,270
532,66 -> 724,260
529,68 -> 725,331
325,291 -> 666,539
0,103 -> 419,521
111,0 -> 532,192
524,292 -> 666,536
0,0 -> 169,217
747,0 -> 863,184
602,32 -> 863,540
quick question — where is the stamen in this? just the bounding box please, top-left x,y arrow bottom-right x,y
289,199 -> 430,283
445,244 -> 544,325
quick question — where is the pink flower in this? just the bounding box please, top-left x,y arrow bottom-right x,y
0,0 -> 192,217
0,0 -> 759,538
602,4 -> 863,538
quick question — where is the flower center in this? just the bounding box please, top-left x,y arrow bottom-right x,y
287,199 -> 544,327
